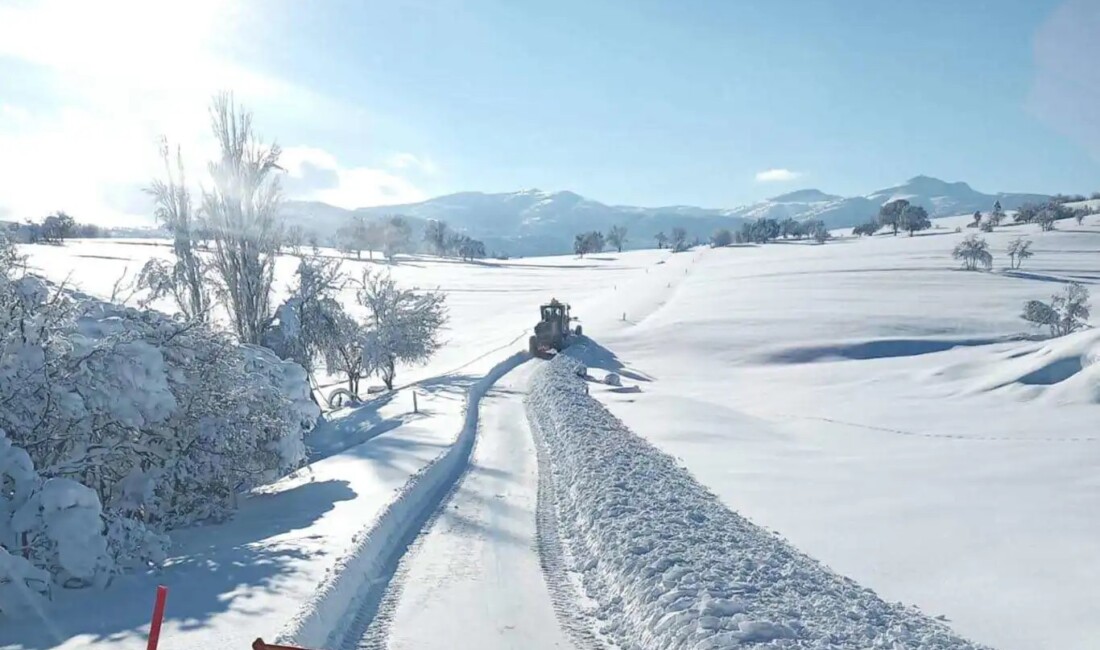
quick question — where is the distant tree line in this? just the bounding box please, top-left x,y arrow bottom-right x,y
730,217 -> 829,245
5,211 -> 108,244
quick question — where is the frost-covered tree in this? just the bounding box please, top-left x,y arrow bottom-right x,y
1014,202 -> 1040,224
424,219 -> 450,256
356,270 -> 447,390
1022,283 -> 1090,337
952,234 -> 992,271
284,224 -> 305,256
852,221 -> 879,237
141,137 -> 210,322
1075,210 -> 1086,226
383,216 -> 412,262
323,309 -> 372,396
654,231 -> 668,250
780,217 -> 801,240
969,210 -> 982,228
453,235 -> 486,261
878,199 -> 908,236
1006,237 -> 1033,269
1036,209 -> 1057,232
989,201 -> 1005,226
337,215 -> 369,260
711,228 -> 733,247
202,93 -> 283,345
670,226 -> 689,252
263,255 -> 349,394
606,225 -> 628,253
574,231 -> 605,257
807,219 -> 830,243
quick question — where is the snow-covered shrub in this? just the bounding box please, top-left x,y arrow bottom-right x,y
604,372 -> 622,386
2,429 -> 109,594
1022,283 -> 1091,337
0,234 -> 316,591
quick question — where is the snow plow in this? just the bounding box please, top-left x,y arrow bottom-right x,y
528,298 -> 581,358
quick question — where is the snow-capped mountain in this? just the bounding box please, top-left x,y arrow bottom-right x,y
722,176 -> 1049,229
281,177 -> 1050,256
283,189 -> 741,256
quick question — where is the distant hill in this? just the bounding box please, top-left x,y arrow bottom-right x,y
280,176 -> 1051,256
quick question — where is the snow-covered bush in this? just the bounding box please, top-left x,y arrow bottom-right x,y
1022,283 -> 1091,337
0,235 -> 316,593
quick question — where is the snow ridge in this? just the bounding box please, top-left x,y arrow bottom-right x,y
526,354 -> 991,649
276,352 -> 527,650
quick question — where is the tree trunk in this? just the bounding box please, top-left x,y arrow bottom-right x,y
383,357 -> 396,390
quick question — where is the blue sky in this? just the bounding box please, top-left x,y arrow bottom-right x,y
2,0 -> 1099,224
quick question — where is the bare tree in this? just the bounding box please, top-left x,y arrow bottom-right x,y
654,231 -> 668,249
202,92 -> 284,344
144,137 -> 210,322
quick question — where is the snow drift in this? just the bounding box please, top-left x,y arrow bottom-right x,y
526,354 -> 989,649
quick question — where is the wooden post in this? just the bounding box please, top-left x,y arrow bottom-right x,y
147,585 -> 168,650
413,391 -> 418,414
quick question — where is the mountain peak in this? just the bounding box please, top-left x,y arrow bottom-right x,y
768,189 -> 840,203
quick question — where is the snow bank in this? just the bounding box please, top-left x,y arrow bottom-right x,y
527,354 -> 988,649
276,351 -> 527,650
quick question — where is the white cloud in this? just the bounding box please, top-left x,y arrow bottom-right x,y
755,168 -> 802,183
0,0 -> 423,225
282,146 -> 427,208
387,153 -> 438,175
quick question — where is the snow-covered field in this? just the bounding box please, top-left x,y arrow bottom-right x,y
8,214 -> 1100,650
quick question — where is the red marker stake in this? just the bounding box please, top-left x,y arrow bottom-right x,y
147,585 -> 168,650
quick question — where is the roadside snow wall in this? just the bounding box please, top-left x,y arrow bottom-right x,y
526,354 -> 989,649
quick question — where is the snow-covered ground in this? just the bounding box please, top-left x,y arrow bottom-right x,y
9,214 -> 1100,650
584,219 -> 1100,650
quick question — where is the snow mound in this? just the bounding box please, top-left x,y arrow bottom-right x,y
527,355 -> 989,649
942,329 -> 1100,403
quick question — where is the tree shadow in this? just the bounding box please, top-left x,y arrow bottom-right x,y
10,479 -> 356,649
306,390 -> 402,461
1001,270 -> 1098,285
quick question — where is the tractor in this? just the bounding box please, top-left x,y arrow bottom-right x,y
529,298 -> 581,357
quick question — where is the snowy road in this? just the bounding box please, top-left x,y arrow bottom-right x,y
359,360 -> 580,650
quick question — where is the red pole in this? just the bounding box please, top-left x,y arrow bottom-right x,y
147,585 -> 168,650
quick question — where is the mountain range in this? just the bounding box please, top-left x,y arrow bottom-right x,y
281,176 -> 1050,256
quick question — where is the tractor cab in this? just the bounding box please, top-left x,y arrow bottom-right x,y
529,298 -> 581,357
